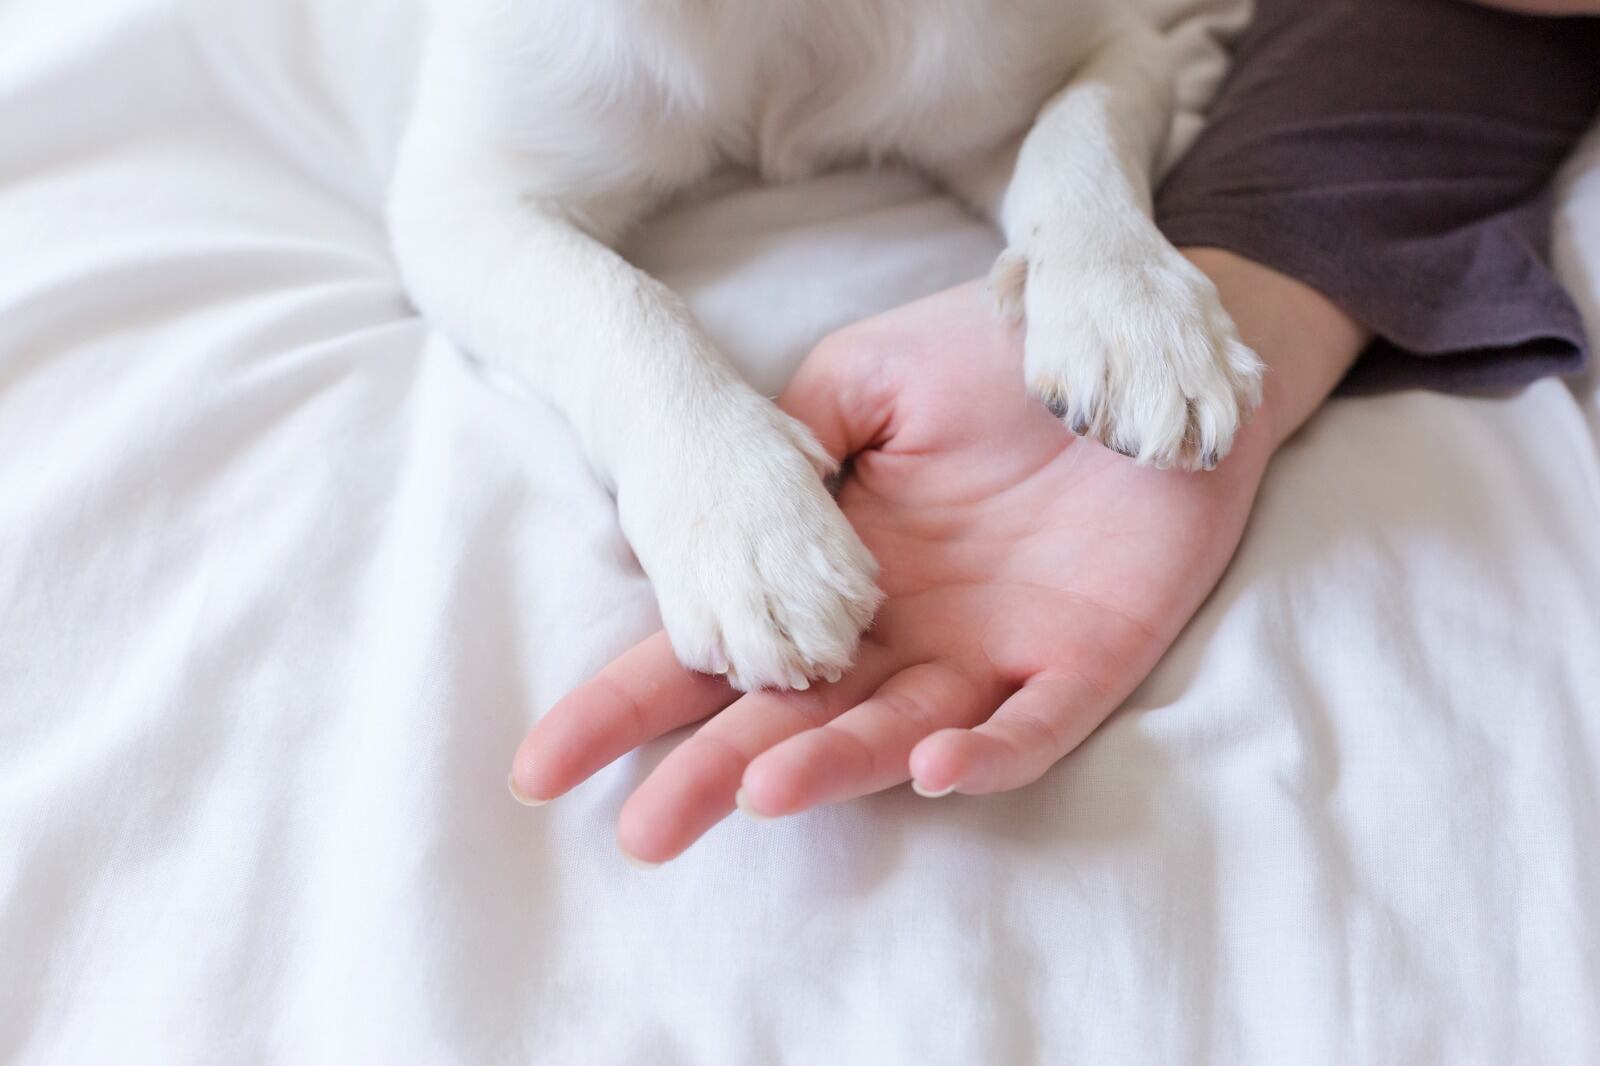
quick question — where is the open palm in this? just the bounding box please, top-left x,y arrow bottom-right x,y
512,281 -> 1274,864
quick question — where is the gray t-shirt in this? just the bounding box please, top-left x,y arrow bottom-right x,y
1155,0 -> 1600,394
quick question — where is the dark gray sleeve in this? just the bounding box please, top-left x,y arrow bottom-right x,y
1154,0 -> 1600,395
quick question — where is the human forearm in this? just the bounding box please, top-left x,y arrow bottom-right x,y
1181,249 -> 1369,459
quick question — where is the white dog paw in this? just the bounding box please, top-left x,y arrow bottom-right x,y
992,236 -> 1265,470
620,404 -> 882,692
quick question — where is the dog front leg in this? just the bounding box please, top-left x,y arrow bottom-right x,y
388,120 -> 880,691
935,23 -> 1262,470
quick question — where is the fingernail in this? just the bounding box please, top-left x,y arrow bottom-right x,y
735,787 -> 777,822
621,847 -> 663,871
508,773 -> 550,807
912,781 -> 958,799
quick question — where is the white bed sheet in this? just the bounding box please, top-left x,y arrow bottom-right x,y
3,1 -> 1599,1063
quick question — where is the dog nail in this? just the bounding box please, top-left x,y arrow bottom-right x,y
1043,396 -> 1070,419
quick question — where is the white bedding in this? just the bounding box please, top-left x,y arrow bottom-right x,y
4,2 -> 1600,1063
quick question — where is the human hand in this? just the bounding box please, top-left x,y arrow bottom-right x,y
510,274 -> 1298,864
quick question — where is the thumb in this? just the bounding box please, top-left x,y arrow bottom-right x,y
778,333 -> 899,463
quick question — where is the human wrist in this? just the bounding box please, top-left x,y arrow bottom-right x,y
1182,248 -> 1370,457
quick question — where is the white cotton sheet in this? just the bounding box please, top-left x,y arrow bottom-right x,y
2,1 -> 1599,1063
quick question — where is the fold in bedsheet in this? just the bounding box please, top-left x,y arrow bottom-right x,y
4,2 -> 1600,1064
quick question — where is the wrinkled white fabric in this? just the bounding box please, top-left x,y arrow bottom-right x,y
3,2 -> 1599,1063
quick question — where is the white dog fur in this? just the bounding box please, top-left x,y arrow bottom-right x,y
388,0 -> 1264,691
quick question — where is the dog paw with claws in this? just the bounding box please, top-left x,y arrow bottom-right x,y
991,232 -> 1264,470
